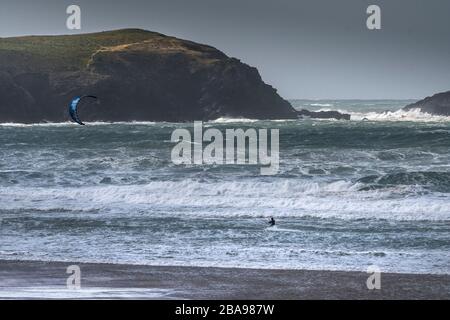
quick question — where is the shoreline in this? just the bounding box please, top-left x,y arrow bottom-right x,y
0,259 -> 449,299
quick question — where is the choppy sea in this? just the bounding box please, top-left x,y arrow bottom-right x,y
0,100 -> 449,274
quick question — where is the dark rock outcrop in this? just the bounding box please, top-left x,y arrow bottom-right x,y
0,29 -> 297,123
403,91 -> 450,116
296,109 -> 351,120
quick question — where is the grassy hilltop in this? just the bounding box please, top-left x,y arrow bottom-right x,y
0,29 -> 166,71
0,29 -> 297,123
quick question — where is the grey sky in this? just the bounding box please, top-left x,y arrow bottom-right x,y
1,0 -> 449,99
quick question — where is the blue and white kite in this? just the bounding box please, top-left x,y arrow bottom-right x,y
69,95 -> 98,125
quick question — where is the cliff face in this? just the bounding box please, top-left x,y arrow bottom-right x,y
403,91 -> 450,116
0,29 -> 297,123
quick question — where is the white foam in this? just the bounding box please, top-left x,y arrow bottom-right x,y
209,117 -> 259,123
344,108 -> 450,122
0,121 -> 157,127
0,122 -> 74,127
2,179 -> 448,221
304,107 -> 450,122
2,108 -> 448,126
309,103 -> 334,107
265,226 -> 303,233
0,286 -> 176,299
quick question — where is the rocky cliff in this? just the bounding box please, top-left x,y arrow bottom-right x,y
0,29 -> 297,123
296,109 -> 350,120
403,90 -> 450,116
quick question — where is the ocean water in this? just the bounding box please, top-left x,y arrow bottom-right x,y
0,100 -> 449,274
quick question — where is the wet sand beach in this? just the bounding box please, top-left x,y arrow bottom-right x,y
0,260 -> 448,299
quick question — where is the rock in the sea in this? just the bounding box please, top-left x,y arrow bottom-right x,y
0,29 -> 297,123
403,91 -> 450,116
296,109 -> 351,120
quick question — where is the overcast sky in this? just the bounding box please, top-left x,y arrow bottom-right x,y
1,0 -> 449,99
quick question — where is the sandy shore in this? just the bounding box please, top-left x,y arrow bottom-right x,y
0,260 -> 448,299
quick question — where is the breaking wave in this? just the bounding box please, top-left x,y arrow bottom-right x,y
1,179 -> 448,221
314,108 -> 450,122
